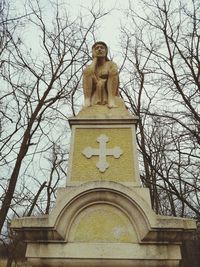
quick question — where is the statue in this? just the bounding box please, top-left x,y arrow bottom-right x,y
83,41 -> 119,108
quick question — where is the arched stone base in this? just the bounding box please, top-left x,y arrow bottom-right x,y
11,181 -> 196,267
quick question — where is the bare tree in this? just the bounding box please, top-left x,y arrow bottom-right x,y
0,0 -> 107,235
120,0 -> 200,218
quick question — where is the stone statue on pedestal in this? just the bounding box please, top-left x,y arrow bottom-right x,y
83,41 -> 119,108
10,41 -> 196,267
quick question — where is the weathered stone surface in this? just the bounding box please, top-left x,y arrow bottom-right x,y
78,97 -> 130,118
11,110 -> 196,267
82,42 -> 120,108
11,181 -> 196,267
69,127 -> 139,183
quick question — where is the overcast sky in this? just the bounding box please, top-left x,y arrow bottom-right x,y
68,0 -> 128,47
14,0 -> 141,56
67,0 -> 140,52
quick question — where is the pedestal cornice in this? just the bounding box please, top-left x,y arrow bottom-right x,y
68,116 -> 139,127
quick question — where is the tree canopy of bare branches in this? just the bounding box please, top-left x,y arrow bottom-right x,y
120,0 -> 200,218
0,0 -> 107,237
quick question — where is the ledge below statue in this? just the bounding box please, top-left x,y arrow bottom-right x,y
77,96 -> 132,119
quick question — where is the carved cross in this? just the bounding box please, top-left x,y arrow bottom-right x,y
82,134 -> 123,172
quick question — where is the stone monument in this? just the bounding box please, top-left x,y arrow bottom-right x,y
11,42 -> 196,267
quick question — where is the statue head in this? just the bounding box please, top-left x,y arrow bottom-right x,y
92,41 -> 110,61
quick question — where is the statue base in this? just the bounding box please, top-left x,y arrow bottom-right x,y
11,105 -> 196,267
11,181 -> 196,267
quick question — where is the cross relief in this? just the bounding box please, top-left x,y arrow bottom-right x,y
82,134 -> 123,172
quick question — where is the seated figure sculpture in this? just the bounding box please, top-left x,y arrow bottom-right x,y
83,41 -> 119,108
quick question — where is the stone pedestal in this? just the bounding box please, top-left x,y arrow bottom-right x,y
11,104 -> 196,267
67,117 -> 139,185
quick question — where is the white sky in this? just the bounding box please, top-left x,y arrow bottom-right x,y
66,0 -> 139,53
12,0 -> 140,62
14,0 -> 140,57
68,0 -> 127,47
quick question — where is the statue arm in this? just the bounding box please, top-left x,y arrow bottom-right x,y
82,58 -> 98,107
83,58 -> 97,77
107,62 -> 119,108
108,62 -> 119,94
108,62 -> 118,77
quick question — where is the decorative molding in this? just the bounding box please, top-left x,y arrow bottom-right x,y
82,134 -> 123,172
68,116 -> 139,127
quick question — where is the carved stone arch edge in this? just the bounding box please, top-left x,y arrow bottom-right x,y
11,181 -> 196,244
54,185 -> 151,242
51,180 -> 195,244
